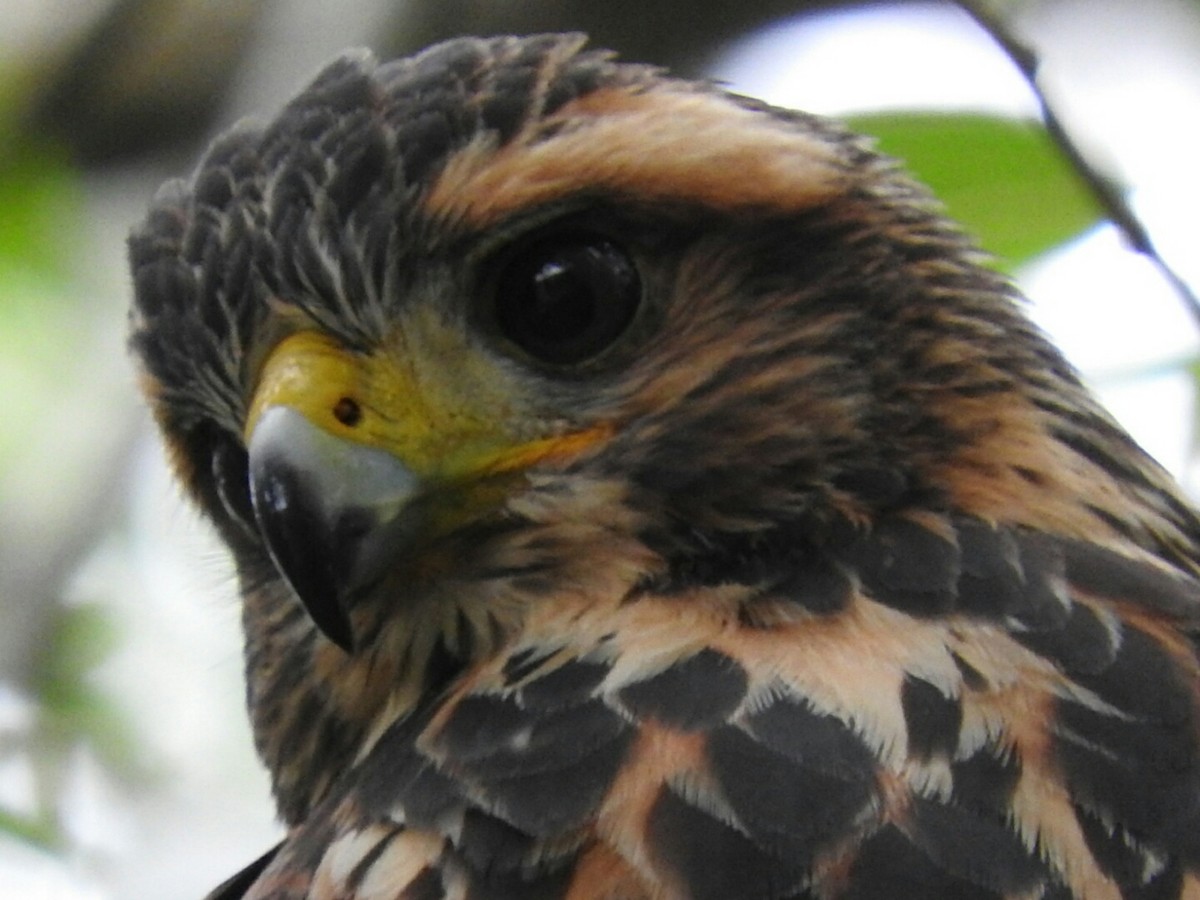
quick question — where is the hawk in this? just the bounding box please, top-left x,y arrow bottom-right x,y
128,33 -> 1200,900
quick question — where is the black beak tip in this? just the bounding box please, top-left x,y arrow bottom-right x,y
305,597 -> 356,654
245,406 -> 425,657
250,459 -> 358,654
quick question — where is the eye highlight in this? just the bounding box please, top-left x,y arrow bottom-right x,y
491,232 -> 641,365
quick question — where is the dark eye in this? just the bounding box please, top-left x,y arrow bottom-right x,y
212,439 -> 257,540
492,233 -> 641,365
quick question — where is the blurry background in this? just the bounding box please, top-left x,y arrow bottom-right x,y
1,0 -> 1198,896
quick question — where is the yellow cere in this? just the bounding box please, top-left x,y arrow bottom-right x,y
244,330 -> 612,484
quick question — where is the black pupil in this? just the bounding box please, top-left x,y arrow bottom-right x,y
494,235 -> 640,364
531,260 -> 597,341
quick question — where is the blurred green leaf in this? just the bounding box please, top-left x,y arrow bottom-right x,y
0,142 -> 84,466
0,141 -> 81,279
34,603 -> 141,777
847,112 -> 1102,267
0,809 -> 60,849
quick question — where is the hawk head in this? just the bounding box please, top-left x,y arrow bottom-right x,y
129,33 -> 1200,884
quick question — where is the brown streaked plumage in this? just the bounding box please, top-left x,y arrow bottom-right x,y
129,33 -> 1200,900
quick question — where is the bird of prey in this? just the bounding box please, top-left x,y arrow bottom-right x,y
128,33 -> 1200,900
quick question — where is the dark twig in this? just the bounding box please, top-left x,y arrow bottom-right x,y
955,0 -> 1200,330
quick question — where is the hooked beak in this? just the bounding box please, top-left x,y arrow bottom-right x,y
239,330 -> 614,653
248,406 -> 422,652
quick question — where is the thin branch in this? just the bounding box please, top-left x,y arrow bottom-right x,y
955,0 -> 1200,329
